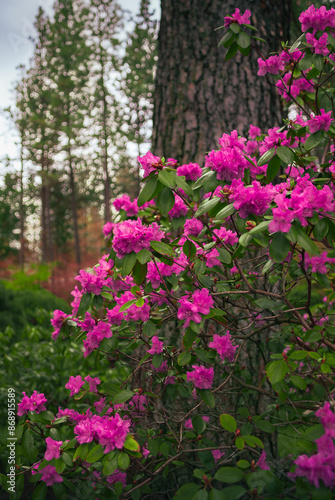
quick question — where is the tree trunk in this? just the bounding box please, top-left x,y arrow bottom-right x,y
68,141 -> 81,266
152,0 -> 290,164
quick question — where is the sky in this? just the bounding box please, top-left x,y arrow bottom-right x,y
0,0 -> 160,165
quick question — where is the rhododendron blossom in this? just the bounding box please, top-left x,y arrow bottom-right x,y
17,391 -> 47,416
187,365 -> 214,389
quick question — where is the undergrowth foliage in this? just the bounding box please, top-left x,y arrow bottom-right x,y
4,4 -> 335,499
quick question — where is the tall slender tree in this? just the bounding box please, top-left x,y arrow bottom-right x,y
152,0 -> 291,164
120,0 -> 158,194
87,0 -> 123,222
46,0 -> 91,266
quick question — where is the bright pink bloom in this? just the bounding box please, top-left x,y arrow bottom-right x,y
230,179 -> 274,218
257,56 -> 284,76
184,218 -> 204,237
86,321 -> 113,349
50,310 -> 69,340
186,365 -> 214,389
148,335 -> 164,355
84,375 -> 101,393
306,32 -> 329,55
94,397 -> 106,413
39,465 -> 63,486
65,376 -> 85,397
249,125 -> 262,139
212,449 -> 225,462
256,450 -> 270,470
17,391 -> 47,416
177,162 -> 202,180
44,437 -> 63,461
308,109 -> 333,134
213,227 -> 238,245
103,222 -> 115,237
224,8 -> 251,27
112,219 -> 164,259
113,194 -> 139,216
137,151 -> 161,177
316,402 -> 335,438
107,470 -> 127,488
209,332 -> 237,363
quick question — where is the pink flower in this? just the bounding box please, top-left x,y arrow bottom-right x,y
39,465 -> 63,486
256,450 -> 270,470
308,109 -> 332,134
184,218 -> 204,237
249,125 -> 262,139
257,56 -> 284,76
65,376 -> 85,397
148,335 -> 164,355
84,375 -> 101,393
209,332 -> 237,363
230,179 -> 274,219
106,470 -> 127,488
187,365 -> 214,389
177,162 -> 202,180
17,391 -> 47,417
213,227 -> 238,245
224,8 -> 251,27
137,151 -> 161,177
103,222 -> 115,237
212,449 -> 225,462
168,194 -> 188,219
44,437 -> 63,461
50,310 -> 69,340
316,402 -> 335,438
113,194 -> 139,217
94,397 -> 106,413
112,219 -> 164,259
306,32 -> 329,55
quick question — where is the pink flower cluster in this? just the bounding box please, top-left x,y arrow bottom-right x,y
290,402 -> 335,488
147,335 -> 163,355
51,309 -> 70,340
299,5 -> 335,33
209,332 -> 237,363
186,365 -> 214,389
17,391 -> 47,416
184,218 -> 204,237
137,151 -> 162,177
229,179 -> 274,218
112,218 -> 164,258
213,227 -> 238,245
113,194 -> 139,217
307,109 -> 333,134
205,131 -> 249,182
74,412 -> 131,453
177,162 -> 202,181
305,251 -> 335,274
32,464 -> 63,486
224,8 -> 251,28
177,289 -> 214,328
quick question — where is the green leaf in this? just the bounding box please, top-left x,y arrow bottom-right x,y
160,442 -> 170,457
214,467 -> 244,483
195,197 -> 220,217
175,175 -> 193,195
276,146 -> 295,164
192,415 -> 206,435
86,444 -> 104,464
138,176 -> 158,207
158,169 -> 176,188
148,439 -> 160,456
143,321 -> 156,336
305,130 -> 324,151
183,240 -> 197,259
288,224 -> 319,255
73,443 -> 89,462
266,360 -> 288,385
123,434 -> 140,451
132,260 -> 147,285
237,31 -> 250,49
119,299 -> 137,312
32,482 -> 47,500
313,218 -> 329,241
235,436 -> 245,450
254,420 -> 275,433
258,148 -> 275,167
266,154 -> 280,182
290,33 -> 304,52
220,414 -> 237,433
217,247 -> 232,264
241,435 -> 264,448
121,252 -> 137,277
150,240 -> 174,257
77,292 -> 92,317
215,203 -> 236,220
178,351 -> 191,366
183,328 -> 197,349
197,389 -> 215,408
112,390 -> 134,404
157,186 -> 175,215
225,42 -> 238,60
152,353 -> 164,368
291,374 -> 307,390
237,460 -> 250,469
239,233 -> 253,247
118,452 -> 130,470
137,249 -> 151,264
174,483 -> 201,499
221,486 -> 246,499
269,232 -> 290,263
103,455 -> 119,475
262,259 -> 274,275
219,30 -> 234,47
193,171 -> 216,190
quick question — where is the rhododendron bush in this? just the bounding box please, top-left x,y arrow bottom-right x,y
5,5 -> 335,499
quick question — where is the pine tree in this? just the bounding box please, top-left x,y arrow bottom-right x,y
119,0 -> 158,194
46,0 -> 92,266
86,0 -> 124,222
